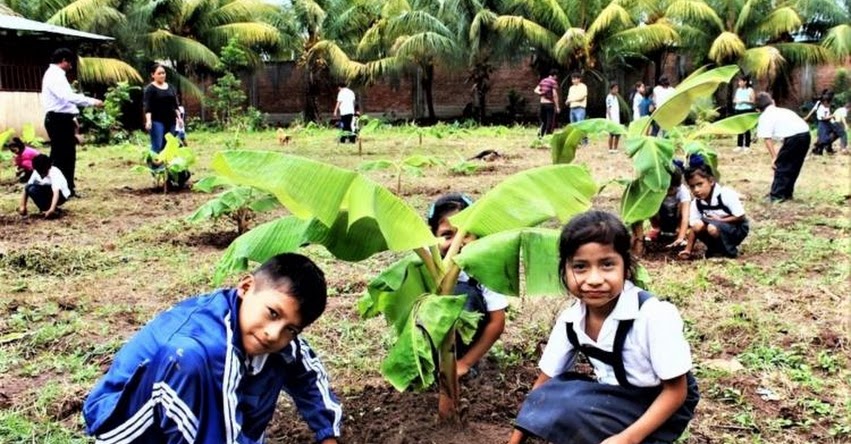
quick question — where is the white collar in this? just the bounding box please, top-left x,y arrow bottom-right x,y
563,281 -> 642,323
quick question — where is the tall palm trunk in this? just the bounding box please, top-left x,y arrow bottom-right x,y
422,63 -> 436,120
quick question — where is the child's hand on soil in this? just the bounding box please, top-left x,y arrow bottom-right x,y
666,238 -> 686,249
17,206 -> 26,216
457,360 -> 470,377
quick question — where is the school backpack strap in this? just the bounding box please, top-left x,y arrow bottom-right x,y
695,186 -> 733,216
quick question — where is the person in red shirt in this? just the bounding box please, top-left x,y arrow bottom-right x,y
534,70 -> 560,137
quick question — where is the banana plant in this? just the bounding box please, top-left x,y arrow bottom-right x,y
210,150 -> 598,421
131,134 -> 195,193
359,155 -> 444,195
187,176 -> 280,234
551,65 -> 751,226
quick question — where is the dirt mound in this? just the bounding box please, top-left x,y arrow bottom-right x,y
266,360 -> 539,443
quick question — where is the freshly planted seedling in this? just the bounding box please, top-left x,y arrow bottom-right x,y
359,154 -> 444,195
131,134 -> 195,193
188,176 -> 280,234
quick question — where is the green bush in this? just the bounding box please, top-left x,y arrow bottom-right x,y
79,81 -> 139,145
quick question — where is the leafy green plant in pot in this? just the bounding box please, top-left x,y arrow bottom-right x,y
209,150 -> 598,422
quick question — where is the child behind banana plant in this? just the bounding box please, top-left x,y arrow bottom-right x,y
427,193 -> 508,378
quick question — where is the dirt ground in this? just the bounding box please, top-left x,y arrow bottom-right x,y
0,126 -> 849,443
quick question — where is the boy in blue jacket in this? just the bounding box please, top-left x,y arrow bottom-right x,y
83,253 -> 341,443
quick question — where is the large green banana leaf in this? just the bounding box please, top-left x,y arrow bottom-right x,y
188,186 -> 279,224
689,112 -> 759,139
212,151 -> 435,252
449,164 -> 597,237
625,136 -> 676,190
359,255 -> 435,335
214,214 -> 390,283
651,65 -> 740,130
551,119 -> 627,165
620,178 -> 669,225
380,294 -> 472,391
453,228 -> 563,297
0,129 -> 13,147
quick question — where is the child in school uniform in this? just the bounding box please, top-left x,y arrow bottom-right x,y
18,154 -> 69,219
83,253 -> 342,444
680,163 -> 749,259
6,137 -> 40,183
606,82 -> 622,153
510,210 -> 699,444
175,105 -> 187,146
632,167 -> 690,255
427,193 -> 508,377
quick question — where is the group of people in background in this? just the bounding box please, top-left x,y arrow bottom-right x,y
806,89 -> 849,156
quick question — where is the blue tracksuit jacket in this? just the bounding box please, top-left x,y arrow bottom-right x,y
83,288 -> 342,443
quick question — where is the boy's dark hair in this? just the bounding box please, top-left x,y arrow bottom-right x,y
32,154 -> 51,175
548,69 -> 558,77
427,193 -> 473,233
253,253 -> 328,327
755,92 -> 773,111
684,164 -> 714,181
570,72 -> 582,80
337,82 -> 347,88
558,210 -> 635,286
659,76 -> 670,87
51,48 -> 75,64
610,81 -> 618,90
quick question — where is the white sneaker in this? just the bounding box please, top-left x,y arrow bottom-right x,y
733,146 -> 744,153
742,146 -> 751,153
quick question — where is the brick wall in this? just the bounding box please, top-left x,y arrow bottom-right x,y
182,57 -> 850,124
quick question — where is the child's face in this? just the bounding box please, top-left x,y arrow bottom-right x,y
435,211 -> 473,257
687,174 -> 714,200
9,145 -> 21,154
638,84 -> 645,93
237,275 -> 303,357
564,242 -> 625,313
611,85 -> 619,94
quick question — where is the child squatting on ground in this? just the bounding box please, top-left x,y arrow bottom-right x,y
83,253 -> 342,444
18,154 -> 69,219
6,137 -> 40,183
680,162 -> 749,259
509,210 -> 699,444
428,193 -> 508,377
632,166 -> 690,256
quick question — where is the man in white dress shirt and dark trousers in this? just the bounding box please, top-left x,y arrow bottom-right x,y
755,92 -> 811,203
41,48 -> 102,197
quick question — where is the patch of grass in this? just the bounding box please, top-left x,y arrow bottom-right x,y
0,244 -> 115,277
0,410 -> 87,444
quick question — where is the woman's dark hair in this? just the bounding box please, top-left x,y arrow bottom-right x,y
7,137 -> 24,151
150,63 -> 166,75
737,75 -> 751,86
684,163 -> 715,182
427,193 -> 473,233
253,253 -> 328,327
557,210 -> 635,287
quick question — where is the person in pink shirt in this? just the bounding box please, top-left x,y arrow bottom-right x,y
6,137 -> 40,182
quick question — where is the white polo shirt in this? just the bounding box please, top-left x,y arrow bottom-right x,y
27,166 -> 71,199
756,105 -> 809,139
336,88 -> 356,116
538,282 -> 693,387
688,183 -> 745,224
458,272 -> 508,311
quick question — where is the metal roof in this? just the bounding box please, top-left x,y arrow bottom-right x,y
0,15 -> 113,40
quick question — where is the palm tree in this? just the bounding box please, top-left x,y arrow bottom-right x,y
664,0 -> 848,85
489,0 -> 678,79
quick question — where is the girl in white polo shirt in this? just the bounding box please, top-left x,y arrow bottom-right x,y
510,210 -> 698,444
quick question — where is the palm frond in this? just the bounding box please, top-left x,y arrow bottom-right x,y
664,0 -> 723,32
145,29 -> 220,68
47,0 -> 117,28
357,20 -> 388,58
524,0 -> 571,34
756,7 -> 802,40
309,40 -> 366,81
168,70 -> 204,101
740,46 -> 785,81
821,24 -> 851,60
77,57 -> 143,85
469,9 -> 497,43
554,28 -> 589,62
388,10 -> 453,37
708,31 -> 746,64
391,31 -> 457,60
210,0 -> 276,26
794,0 -> 850,28
0,4 -> 21,16
208,22 -> 283,50
381,0 -> 412,18
773,42 -> 831,67
492,15 -> 559,54
587,2 -> 633,42
293,0 -> 326,32
605,23 -> 679,56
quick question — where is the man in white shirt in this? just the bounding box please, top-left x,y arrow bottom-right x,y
755,92 -> 811,203
41,48 -> 103,197
333,83 -> 356,143
19,154 -> 70,219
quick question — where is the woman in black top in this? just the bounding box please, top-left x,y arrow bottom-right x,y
143,64 -> 181,153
